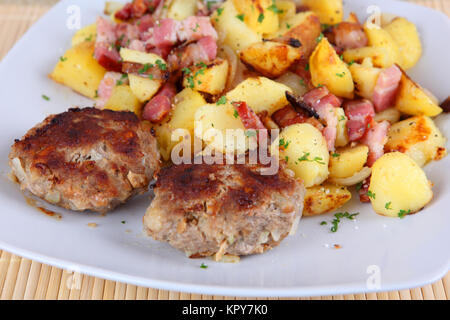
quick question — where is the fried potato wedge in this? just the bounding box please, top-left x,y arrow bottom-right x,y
239,41 -> 302,78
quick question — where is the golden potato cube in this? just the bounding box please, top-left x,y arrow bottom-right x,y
334,108 -> 349,147
183,59 -> 229,95
329,145 -> 369,179
394,70 -> 443,117
303,184 -> 352,216
212,1 -> 262,53
275,123 -> 330,187
168,0 -> 197,20
128,74 -> 162,103
194,103 -> 247,154
226,77 -> 291,115
349,61 -> 381,100
120,48 -> 165,65
384,18 -> 422,70
310,38 -> 354,99
364,23 -> 401,67
104,85 -> 142,115
301,0 -> 343,25
49,41 -> 106,99
385,116 -> 447,167
369,152 -> 433,217
154,88 -> 207,160
71,23 -> 97,47
239,41 -> 302,78
275,11 -> 321,58
343,46 -> 396,69
275,0 -> 296,21
232,0 -> 279,35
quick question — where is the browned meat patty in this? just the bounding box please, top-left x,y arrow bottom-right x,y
9,107 -> 160,213
144,162 -> 305,259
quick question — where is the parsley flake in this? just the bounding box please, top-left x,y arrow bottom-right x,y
216,96 -> 227,105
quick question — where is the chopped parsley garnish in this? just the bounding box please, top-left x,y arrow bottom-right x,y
155,59 -> 167,71
138,63 -> 152,74
192,23 -> 200,32
233,109 -> 239,118
348,60 -> 355,66
367,190 -> 376,199
297,152 -> 326,165
85,34 -> 93,42
285,156 -> 289,163
42,94 -> 50,101
339,115 -> 346,121
236,14 -> 245,22
398,209 -> 411,219
324,212 -> 359,232
316,84 -> 323,88
200,263 -> 208,269
321,23 -> 331,30
59,56 -> 67,62
268,1 -> 283,14
286,23 -> 291,29
257,13 -> 265,23
94,90 -> 98,98
116,74 -> 128,86
331,152 -> 340,158
304,63 -> 310,71
316,33 -> 324,43
385,202 -> 392,210
148,74 -> 154,80
182,67 -> 192,75
196,62 -> 208,69
121,221 -> 126,224
279,138 -> 290,149
216,96 -> 227,105
355,182 -> 363,192
217,7 -> 224,16
336,72 -> 345,78
299,79 -> 306,87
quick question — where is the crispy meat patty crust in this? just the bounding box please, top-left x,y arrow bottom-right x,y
144,163 -> 305,258
9,107 -> 160,213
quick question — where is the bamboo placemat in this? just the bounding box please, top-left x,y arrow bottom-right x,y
0,0 -> 448,300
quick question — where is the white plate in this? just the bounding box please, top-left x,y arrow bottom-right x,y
0,0 -> 448,297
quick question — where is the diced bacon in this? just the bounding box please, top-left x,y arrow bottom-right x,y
332,22 -> 368,50
344,99 -> 375,141
197,36 -> 217,60
167,37 -> 217,71
152,18 -> 179,47
361,120 -> 390,167
272,105 -> 324,131
303,87 -> 341,151
96,72 -> 123,109
177,16 -> 218,42
233,101 -> 268,143
95,17 -> 122,72
96,17 -> 117,44
115,3 -> 133,21
115,23 -> 140,47
94,43 -> 123,72
143,83 -> 177,122
291,59 -> 313,90
131,0 -> 151,18
151,16 -> 218,48
233,102 -> 266,130
136,14 -> 154,33
128,39 -> 146,52
372,65 -> 402,112
359,177 -> 371,203
441,96 -> 450,113
147,44 -> 172,59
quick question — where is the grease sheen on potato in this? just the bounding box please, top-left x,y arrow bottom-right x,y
369,152 -> 433,217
